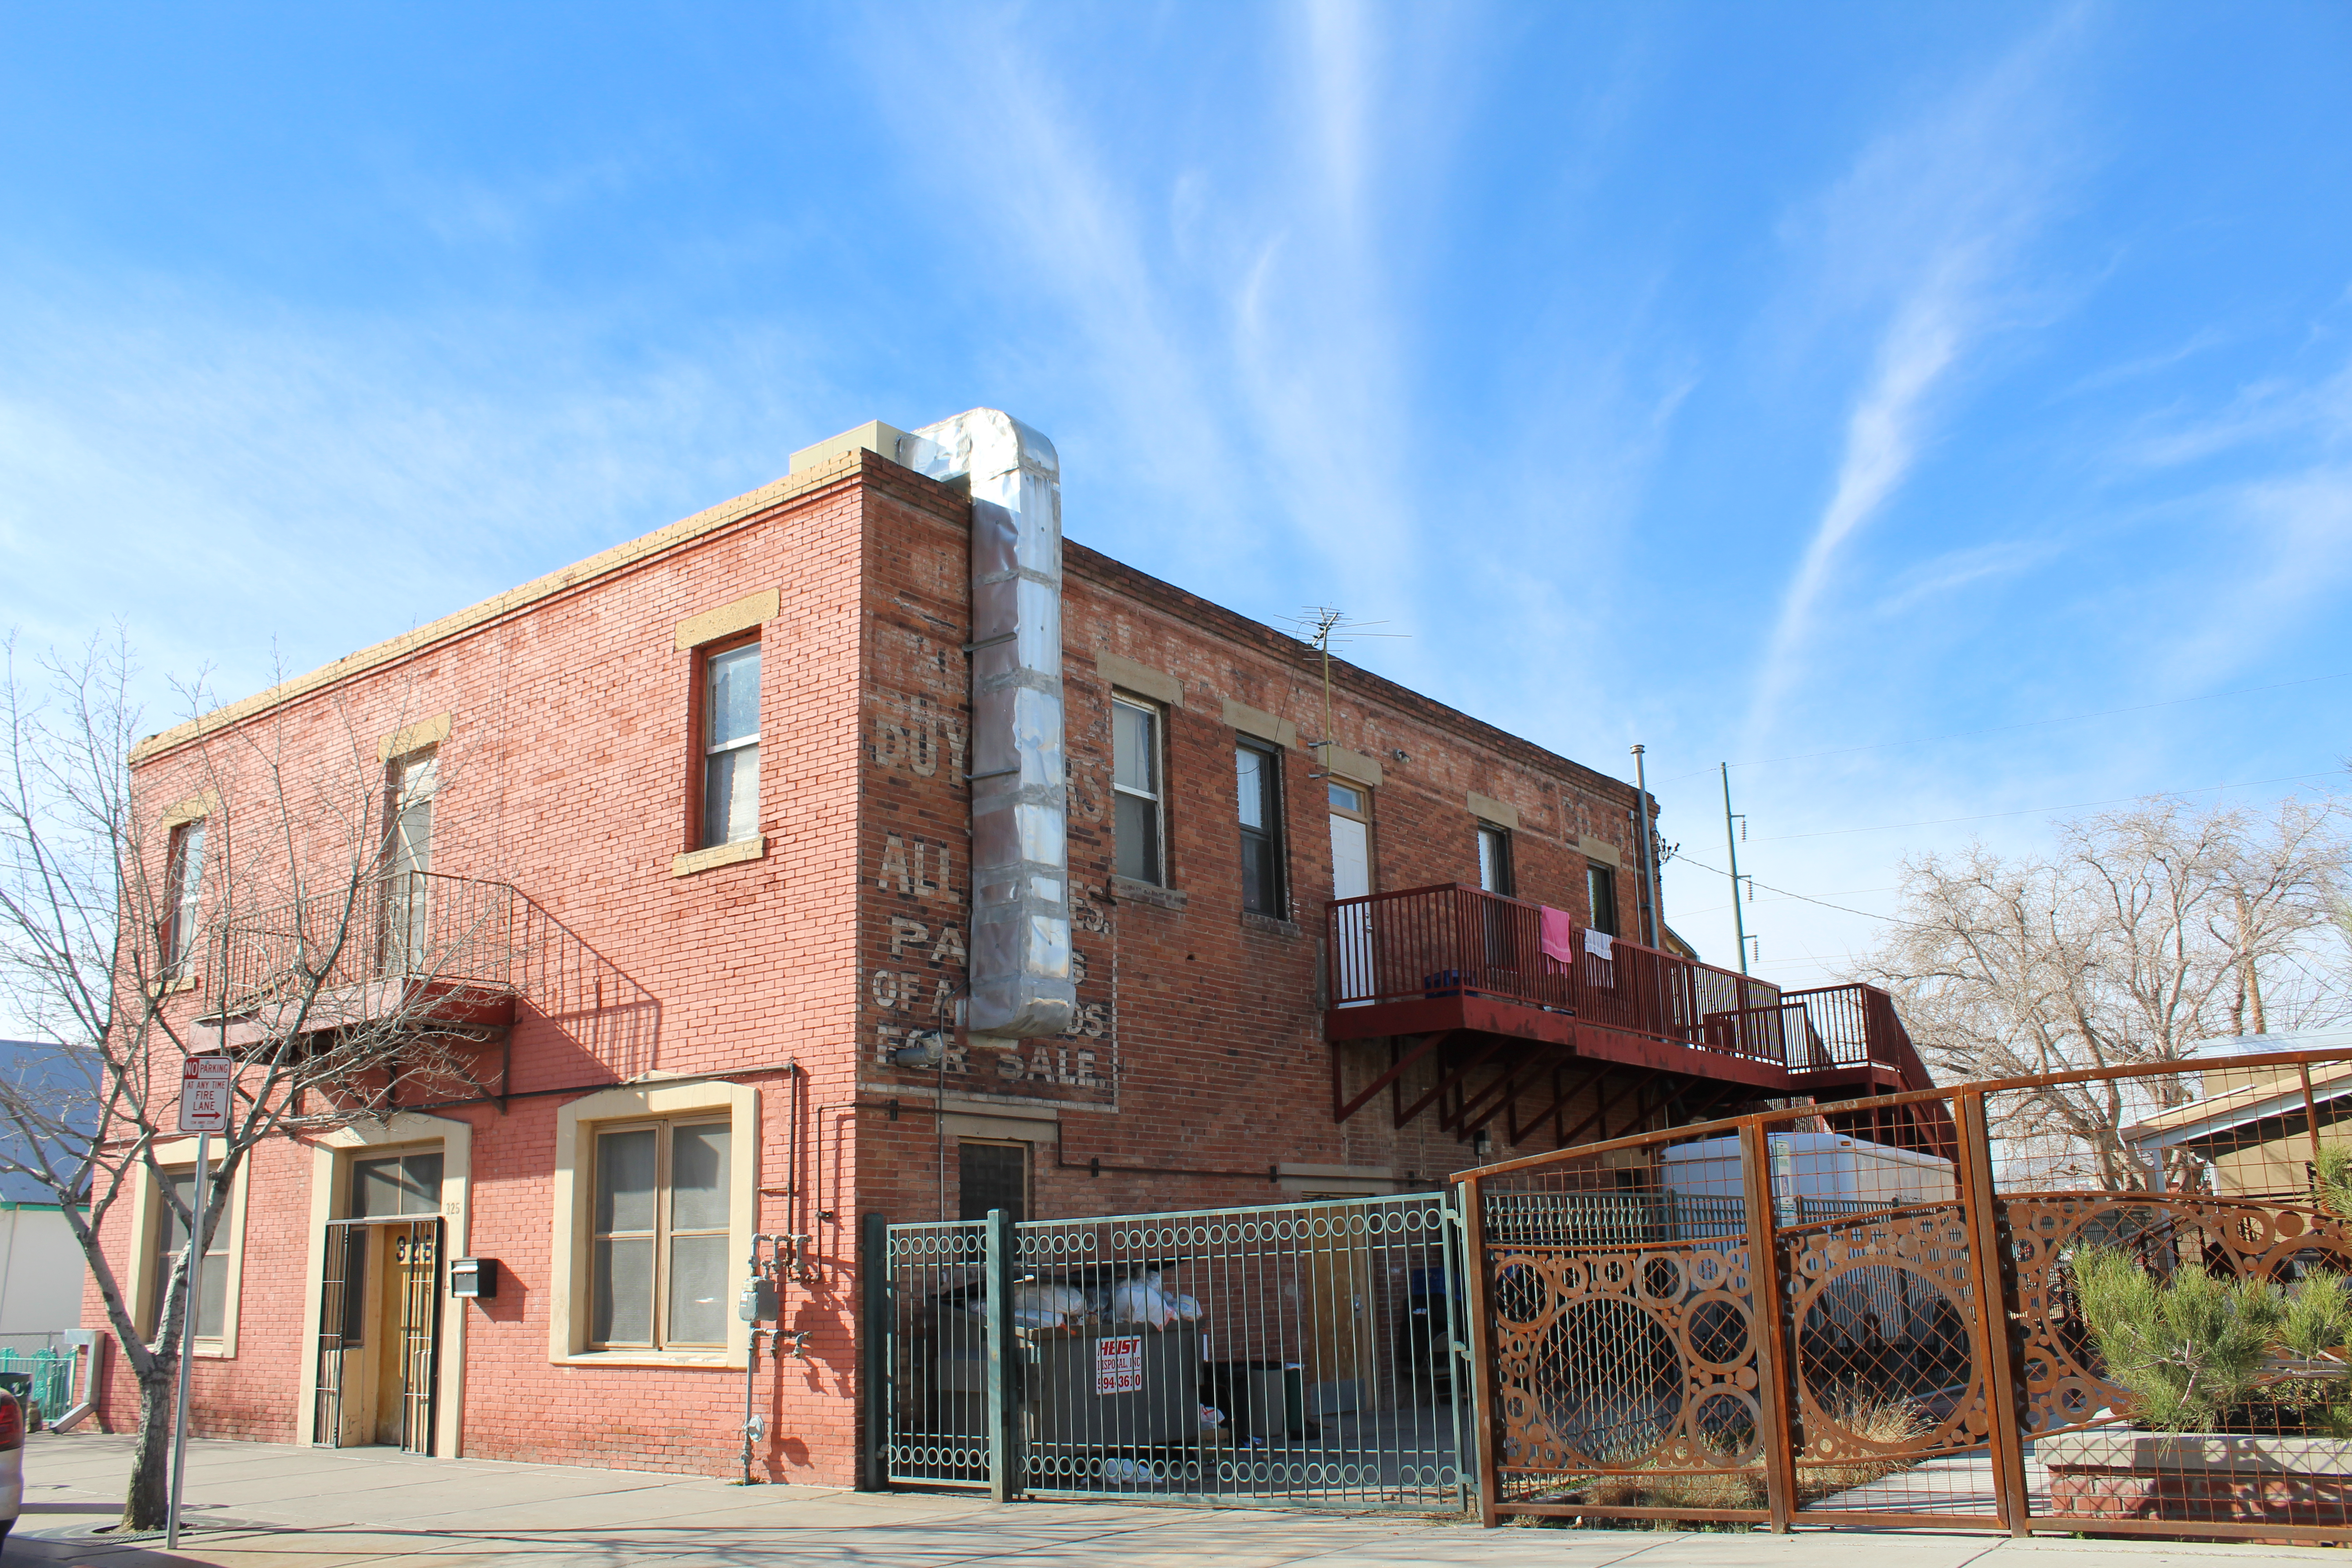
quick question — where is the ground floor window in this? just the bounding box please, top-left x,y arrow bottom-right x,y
150,1168 -> 230,1339
958,1140 -> 1029,1224
549,1079 -> 755,1367
590,1119 -> 731,1350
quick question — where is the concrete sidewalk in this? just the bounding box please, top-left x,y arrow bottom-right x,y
1,1431 -> 2331,1567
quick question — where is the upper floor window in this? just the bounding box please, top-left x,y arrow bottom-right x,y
1476,823 -> 1514,897
1111,695 -> 1164,885
1587,862 -> 1620,937
382,752 -> 438,972
162,819 -> 206,980
591,1119 -> 732,1350
1235,742 -> 1284,916
701,642 -> 760,848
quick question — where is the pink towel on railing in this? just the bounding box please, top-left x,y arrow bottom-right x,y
1539,905 -> 1577,965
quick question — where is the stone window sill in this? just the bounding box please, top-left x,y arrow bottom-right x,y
1109,877 -> 1186,912
1240,911 -> 1303,938
671,836 -> 767,877
554,1348 -> 740,1371
147,975 -> 201,998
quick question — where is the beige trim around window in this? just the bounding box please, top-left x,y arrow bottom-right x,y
1094,652 -> 1183,709
159,790 -> 220,830
293,1112 -> 472,1455
377,713 -> 452,764
1466,791 -> 1519,832
130,1138 -> 251,1359
1578,834 -> 1622,869
674,589 -> 780,652
549,1080 -> 759,1369
1221,698 -> 1298,750
671,835 -> 767,877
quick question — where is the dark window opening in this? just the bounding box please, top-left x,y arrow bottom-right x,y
958,1140 -> 1029,1224
1587,864 -> 1620,937
153,1170 -> 228,1339
1236,741 -> 1284,916
352,1151 -> 444,1219
701,641 -> 761,848
162,819 -> 206,980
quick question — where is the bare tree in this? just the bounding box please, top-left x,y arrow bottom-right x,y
1862,797 -> 2352,1190
0,632 -> 512,1530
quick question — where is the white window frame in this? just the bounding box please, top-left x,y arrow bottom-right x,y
549,1080 -> 759,1368
700,639 -> 761,849
162,818 -> 206,983
1111,693 -> 1166,886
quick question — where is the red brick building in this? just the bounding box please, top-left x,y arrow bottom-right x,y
101,409 -> 1935,1484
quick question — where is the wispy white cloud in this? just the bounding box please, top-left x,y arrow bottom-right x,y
0,263 -> 833,711
1744,14 -> 2090,746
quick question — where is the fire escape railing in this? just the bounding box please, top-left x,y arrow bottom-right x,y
1325,882 -> 1912,1079
214,871 -> 520,1016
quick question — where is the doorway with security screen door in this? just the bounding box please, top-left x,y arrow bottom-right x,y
315,1150 -> 444,1453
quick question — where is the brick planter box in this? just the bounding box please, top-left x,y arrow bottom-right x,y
2041,1430 -> 2352,1537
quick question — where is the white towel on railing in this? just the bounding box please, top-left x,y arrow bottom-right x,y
1583,928 -> 1614,961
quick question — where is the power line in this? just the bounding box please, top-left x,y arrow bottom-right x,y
1750,770 -> 2345,843
1657,670 -> 2352,785
1671,852 -> 1903,925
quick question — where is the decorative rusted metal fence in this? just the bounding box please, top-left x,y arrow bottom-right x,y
1463,1049 -> 2352,1543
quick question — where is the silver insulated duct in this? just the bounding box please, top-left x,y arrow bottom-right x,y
898,410 -> 1076,1039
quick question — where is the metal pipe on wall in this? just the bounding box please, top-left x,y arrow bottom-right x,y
898,411 -> 1077,1043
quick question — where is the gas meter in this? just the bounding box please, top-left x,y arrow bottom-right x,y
738,1275 -> 778,1323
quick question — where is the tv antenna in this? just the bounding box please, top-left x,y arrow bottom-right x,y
1285,607 -> 1405,768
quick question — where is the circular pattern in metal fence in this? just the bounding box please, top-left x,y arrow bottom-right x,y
1999,1191 -> 2352,1438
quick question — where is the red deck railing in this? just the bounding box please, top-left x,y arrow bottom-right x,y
1325,882 -> 1916,1079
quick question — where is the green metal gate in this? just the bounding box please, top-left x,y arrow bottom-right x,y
864,1192 -> 1472,1511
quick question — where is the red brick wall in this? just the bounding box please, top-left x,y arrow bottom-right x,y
88,445 -> 1646,1486
853,461 -> 1642,1225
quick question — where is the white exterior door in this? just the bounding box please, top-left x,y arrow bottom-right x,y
1330,808 -> 1372,1004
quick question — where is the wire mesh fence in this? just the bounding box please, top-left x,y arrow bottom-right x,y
871,1193 -> 1470,1511
1464,1049 -> 2352,1542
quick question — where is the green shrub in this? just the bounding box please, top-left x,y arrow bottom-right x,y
2071,1244 -> 2352,1433
2316,1143 -> 2352,1222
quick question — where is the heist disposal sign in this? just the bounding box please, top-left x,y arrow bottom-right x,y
178,1056 -> 232,1133
1093,1334 -> 1144,1395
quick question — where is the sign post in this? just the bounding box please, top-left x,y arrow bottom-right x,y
167,1055 -> 230,1550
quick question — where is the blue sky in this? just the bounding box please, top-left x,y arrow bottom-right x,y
3,1 -> 2348,989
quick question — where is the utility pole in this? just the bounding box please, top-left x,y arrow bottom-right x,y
1722,763 -> 1749,977
1631,745 -> 1663,949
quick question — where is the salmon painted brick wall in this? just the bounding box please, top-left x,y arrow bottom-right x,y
90,456 -> 879,1483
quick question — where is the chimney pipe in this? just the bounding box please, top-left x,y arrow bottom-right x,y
898,411 -> 1077,1039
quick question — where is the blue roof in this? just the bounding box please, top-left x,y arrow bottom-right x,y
0,1040 -> 100,1205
